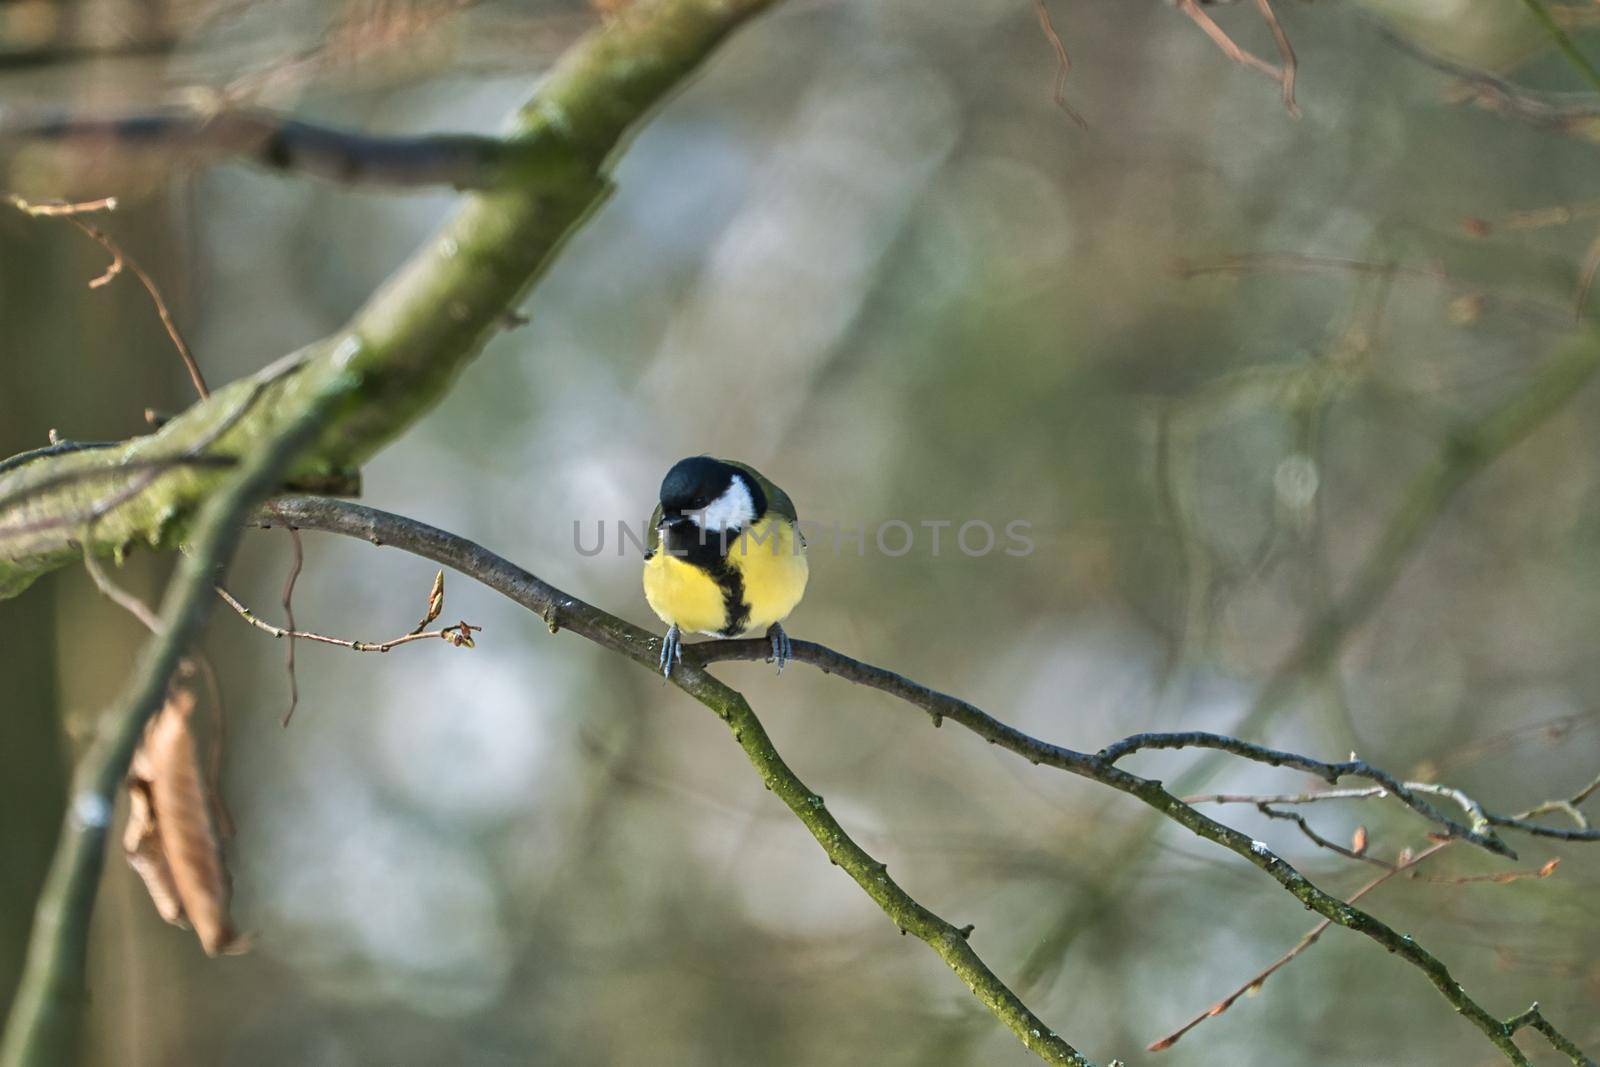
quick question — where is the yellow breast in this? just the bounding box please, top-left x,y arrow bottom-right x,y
642,513 -> 808,638
725,513 -> 808,636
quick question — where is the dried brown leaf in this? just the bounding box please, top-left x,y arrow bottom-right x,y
425,569 -> 446,626
123,782 -> 185,927
124,689 -> 244,956
1351,825 -> 1368,856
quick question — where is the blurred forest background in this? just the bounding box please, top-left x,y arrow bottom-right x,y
3,0 -> 1600,1064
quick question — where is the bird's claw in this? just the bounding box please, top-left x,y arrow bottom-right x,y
766,622 -> 792,674
659,623 -> 682,680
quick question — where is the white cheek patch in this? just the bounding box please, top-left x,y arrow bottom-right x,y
696,475 -> 757,533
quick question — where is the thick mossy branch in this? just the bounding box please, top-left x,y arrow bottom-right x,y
0,0 -> 781,601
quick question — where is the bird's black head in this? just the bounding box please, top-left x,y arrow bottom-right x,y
658,456 -> 767,534
659,456 -> 734,514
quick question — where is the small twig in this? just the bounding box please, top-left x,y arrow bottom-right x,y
1,107 -> 513,191
1252,0 -> 1299,117
271,511 -> 304,727
1410,858 -> 1560,886
1174,0 -> 1298,116
214,586 -> 480,653
1186,787 -> 1389,806
1147,841 -> 1453,1052
1505,1001 -> 1599,1065
1510,770 -> 1600,831
6,192 -> 207,398
1101,732 -> 1522,856
1574,225 -> 1600,322
1168,250 -> 1585,323
0,358 -> 302,545
1256,803 -> 1394,869
1377,23 -> 1600,137
1030,0 -> 1088,127
3,194 -> 118,217
0,460 -> 240,545
1463,200 -> 1600,236
80,541 -> 164,634
57,218 -> 208,400
1518,0 -> 1600,96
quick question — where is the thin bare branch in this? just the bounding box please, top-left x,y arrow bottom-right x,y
80,543 -> 164,635
1256,803 -> 1395,869
1174,0 -> 1298,116
214,586 -> 480,653
58,219 -> 207,399
1252,0 -> 1298,116
3,195 -> 118,217
1517,0 -> 1600,95
1,106 -> 516,190
1030,0 -> 1088,127
1147,841 -> 1453,1053
1186,787 -> 1390,806
1378,23 -> 1600,139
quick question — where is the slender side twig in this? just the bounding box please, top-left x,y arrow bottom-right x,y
1186,787 -> 1390,806
1030,0 -> 1088,127
1173,251 -> 1572,326
3,195 -> 118,217
1255,803 -> 1393,869
1147,841 -> 1454,1052
0,440 -> 119,479
1174,0 -> 1298,116
271,512 -> 304,726
6,194 -> 208,398
1252,0 -> 1298,116
0,355 -> 304,548
0,456 -> 238,536
1510,771 -> 1600,830
262,496 -> 1596,1067
81,543 -> 164,634
1506,1003 -> 1599,1065
82,544 -> 233,830
57,218 -> 208,399
1517,0 -> 1600,95
214,586 -> 479,653
1,107 -> 516,190
1377,23 -> 1600,138
1575,227 -> 1600,322
1097,732 -> 1600,848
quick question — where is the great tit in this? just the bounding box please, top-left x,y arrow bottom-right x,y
643,456 -> 808,678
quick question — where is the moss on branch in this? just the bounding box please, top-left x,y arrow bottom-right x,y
0,0 -> 782,600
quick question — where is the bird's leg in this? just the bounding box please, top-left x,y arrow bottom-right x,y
658,623 -> 682,679
766,622 -> 792,674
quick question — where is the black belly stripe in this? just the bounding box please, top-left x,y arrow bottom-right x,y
664,522 -> 752,636
713,561 -> 750,638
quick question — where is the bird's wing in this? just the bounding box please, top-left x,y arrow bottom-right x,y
645,501 -> 663,558
723,460 -> 798,523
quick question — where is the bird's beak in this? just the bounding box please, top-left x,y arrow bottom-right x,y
658,513 -> 689,531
